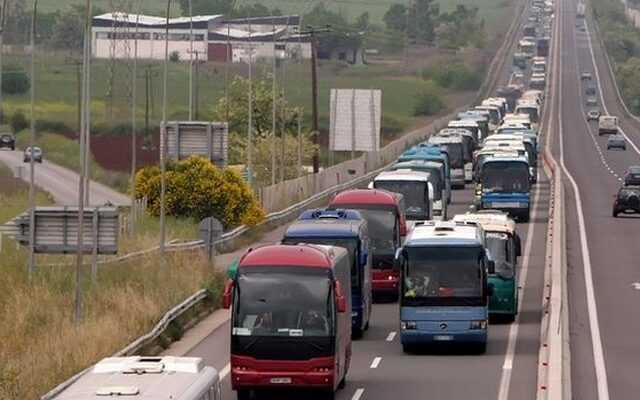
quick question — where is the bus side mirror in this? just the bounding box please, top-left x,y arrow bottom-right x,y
334,281 -> 346,313
487,260 -> 496,275
359,243 -> 368,266
399,217 -> 407,237
393,248 -> 403,272
222,279 -> 235,309
515,235 -> 522,257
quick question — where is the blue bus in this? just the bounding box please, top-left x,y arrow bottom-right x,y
477,154 -> 531,222
282,208 -> 372,339
396,221 -> 495,353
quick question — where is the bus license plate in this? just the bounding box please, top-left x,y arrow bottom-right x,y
434,335 -> 453,341
270,377 -> 292,384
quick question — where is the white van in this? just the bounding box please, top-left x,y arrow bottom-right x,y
49,356 -> 221,400
598,115 -> 619,136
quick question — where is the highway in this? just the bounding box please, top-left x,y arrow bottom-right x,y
552,0 -> 640,399
171,2 -> 555,398
0,148 -> 129,206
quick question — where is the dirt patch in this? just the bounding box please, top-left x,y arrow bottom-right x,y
91,133 -> 160,172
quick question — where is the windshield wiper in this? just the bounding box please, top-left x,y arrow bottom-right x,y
243,335 -> 268,351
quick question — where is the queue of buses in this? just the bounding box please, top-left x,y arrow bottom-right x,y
218,85 -> 545,399
50,2 -> 550,398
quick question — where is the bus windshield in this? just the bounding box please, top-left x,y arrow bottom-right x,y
233,267 -> 333,338
443,143 -> 464,168
485,232 -> 514,279
355,208 -> 397,258
402,246 -> 484,306
282,236 -> 359,290
374,180 -> 429,220
481,162 -> 530,193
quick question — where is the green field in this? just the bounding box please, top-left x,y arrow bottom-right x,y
26,0 -> 179,16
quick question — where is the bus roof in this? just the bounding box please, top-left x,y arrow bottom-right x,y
51,357 -> 218,400
392,160 -> 444,171
453,212 -> 517,235
448,120 -> 479,128
239,243 -> 346,268
404,221 -> 484,247
374,169 -> 431,182
329,188 -> 400,207
481,154 -> 529,164
429,136 -> 463,145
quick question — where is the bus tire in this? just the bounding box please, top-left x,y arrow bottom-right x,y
402,344 -> 415,353
325,389 -> 336,400
236,389 -> 251,400
475,342 -> 487,354
352,327 -> 363,340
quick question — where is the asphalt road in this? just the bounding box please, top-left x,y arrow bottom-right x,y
176,2 -> 554,398
0,148 -> 129,206
551,0 -> 640,399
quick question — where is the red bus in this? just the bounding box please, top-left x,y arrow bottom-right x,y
329,188 -> 406,299
222,243 -> 352,400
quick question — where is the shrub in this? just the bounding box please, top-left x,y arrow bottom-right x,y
422,60 -> 483,90
2,70 -> 30,95
169,51 -> 180,62
35,120 -> 74,136
9,110 -> 28,133
413,80 -> 446,116
135,156 -> 266,229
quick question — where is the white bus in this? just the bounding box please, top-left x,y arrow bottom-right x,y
50,356 -> 221,400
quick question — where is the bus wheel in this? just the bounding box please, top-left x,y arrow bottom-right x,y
475,343 -> 487,354
325,389 -> 336,400
402,344 -> 415,353
236,389 -> 251,400
352,327 -> 363,340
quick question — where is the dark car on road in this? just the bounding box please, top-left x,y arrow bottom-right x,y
623,166 -> 640,185
585,85 -> 597,96
23,146 -> 42,163
613,185 -> 640,217
0,134 -> 14,150
607,134 -> 626,150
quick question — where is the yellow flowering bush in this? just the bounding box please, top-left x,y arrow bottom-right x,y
134,156 -> 266,229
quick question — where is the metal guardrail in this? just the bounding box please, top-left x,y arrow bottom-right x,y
39,5 -> 526,397
41,289 -> 208,399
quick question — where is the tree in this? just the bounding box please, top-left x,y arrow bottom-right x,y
407,0 -> 440,44
51,8 -> 84,52
2,70 -> 30,95
135,156 -> 265,228
383,4 -> 407,32
9,110 -> 28,133
355,12 -> 370,31
413,80 -> 445,116
303,4 -> 363,55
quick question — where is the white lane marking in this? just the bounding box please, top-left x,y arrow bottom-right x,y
497,159 -> 542,400
220,363 -> 231,380
498,2 -> 559,398
631,282 -> 640,290
370,357 -> 382,369
386,331 -> 397,342
558,6 -> 611,399
351,388 -> 365,400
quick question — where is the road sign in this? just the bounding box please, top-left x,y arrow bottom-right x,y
199,217 -> 224,260
329,89 -> 381,154
1,206 -> 119,254
161,121 -> 229,168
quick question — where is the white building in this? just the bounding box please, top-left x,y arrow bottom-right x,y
91,13 -> 311,62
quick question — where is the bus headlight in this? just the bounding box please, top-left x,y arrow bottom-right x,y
401,321 -> 417,330
470,320 -> 487,330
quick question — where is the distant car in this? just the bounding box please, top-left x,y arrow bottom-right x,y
585,86 -> 596,95
623,166 -> 640,185
581,71 -> 592,80
586,97 -> 598,107
613,185 -> 640,217
587,109 -> 601,121
23,146 -> 42,163
607,134 -> 626,150
0,134 -> 14,150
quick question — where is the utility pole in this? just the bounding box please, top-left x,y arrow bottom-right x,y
296,25 -> 330,174
188,0 -> 193,120
246,18 -> 253,188
28,0 -> 38,282
130,0 -> 145,236
271,22 -> 276,186
64,59 -> 83,139
0,0 -> 9,125
187,49 -> 204,120
159,0 -> 172,263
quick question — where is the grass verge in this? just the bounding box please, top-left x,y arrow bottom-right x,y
0,165 -> 223,399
